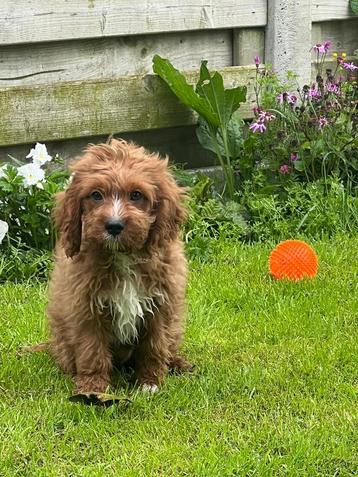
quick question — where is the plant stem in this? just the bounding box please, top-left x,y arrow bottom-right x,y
220,126 -> 235,200
208,125 -> 235,200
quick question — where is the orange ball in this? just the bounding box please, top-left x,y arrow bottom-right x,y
269,240 -> 318,281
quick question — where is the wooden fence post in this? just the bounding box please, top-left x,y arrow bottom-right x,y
265,0 -> 312,87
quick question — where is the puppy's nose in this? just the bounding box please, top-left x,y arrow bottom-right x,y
105,219 -> 124,236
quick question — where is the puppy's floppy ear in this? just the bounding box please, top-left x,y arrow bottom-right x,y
148,172 -> 187,249
54,180 -> 82,258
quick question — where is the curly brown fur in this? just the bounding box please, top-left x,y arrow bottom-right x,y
47,139 -> 192,394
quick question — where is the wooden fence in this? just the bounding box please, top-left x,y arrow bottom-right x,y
0,1 -> 357,166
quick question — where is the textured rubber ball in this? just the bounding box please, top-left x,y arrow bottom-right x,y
269,240 -> 318,281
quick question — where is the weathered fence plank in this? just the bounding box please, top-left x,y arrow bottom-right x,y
0,1 -> 267,46
0,66 -> 257,147
312,0 -> 356,21
0,30 -> 232,87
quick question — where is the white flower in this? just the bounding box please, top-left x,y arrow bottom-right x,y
0,220 -> 8,244
18,163 -> 45,187
26,143 -> 52,167
0,164 -> 9,178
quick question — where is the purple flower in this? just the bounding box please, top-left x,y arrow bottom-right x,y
277,92 -> 297,106
252,106 -> 262,115
326,82 -> 340,94
312,40 -> 332,55
277,93 -> 285,104
318,117 -> 329,129
249,121 -> 266,133
313,44 -> 326,54
279,165 -> 290,174
306,87 -> 321,99
254,55 -> 260,67
290,153 -> 298,162
341,62 -> 358,72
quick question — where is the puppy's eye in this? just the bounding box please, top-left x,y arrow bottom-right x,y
130,190 -> 142,201
90,190 -> 103,202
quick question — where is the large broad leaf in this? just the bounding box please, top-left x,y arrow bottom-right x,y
196,61 -> 247,129
152,55 -> 219,127
153,56 -> 246,200
196,116 -> 244,160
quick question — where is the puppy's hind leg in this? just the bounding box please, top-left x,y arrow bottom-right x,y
169,355 -> 194,374
167,318 -> 194,374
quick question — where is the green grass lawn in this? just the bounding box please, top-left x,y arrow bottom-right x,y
1,236 -> 357,476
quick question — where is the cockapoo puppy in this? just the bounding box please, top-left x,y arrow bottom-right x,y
47,139 -> 192,395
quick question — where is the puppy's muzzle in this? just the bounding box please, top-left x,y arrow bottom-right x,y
105,219 -> 125,237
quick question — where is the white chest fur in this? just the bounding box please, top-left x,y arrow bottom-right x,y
94,256 -> 165,344
106,276 -> 157,344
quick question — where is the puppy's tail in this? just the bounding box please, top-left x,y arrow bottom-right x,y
18,342 -> 49,355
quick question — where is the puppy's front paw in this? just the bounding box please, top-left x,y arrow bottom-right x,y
74,375 -> 109,394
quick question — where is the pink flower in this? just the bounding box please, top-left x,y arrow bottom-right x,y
249,121 -> 266,133
258,111 -> 276,122
287,93 -> 297,105
250,110 -> 276,133
341,62 -> 358,72
290,153 -> 298,162
279,165 -> 290,174
254,55 -> 260,67
318,117 -> 329,129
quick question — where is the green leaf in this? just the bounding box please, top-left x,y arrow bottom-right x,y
196,118 -> 218,156
221,201 -> 248,229
301,141 -> 311,151
69,392 -> 132,407
350,0 -> 358,14
293,160 -> 305,172
196,61 -> 246,129
256,184 -> 281,196
191,173 -> 214,202
219,116 -> 244,160
0,179 -> 13,192
152,55 -> 219,127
